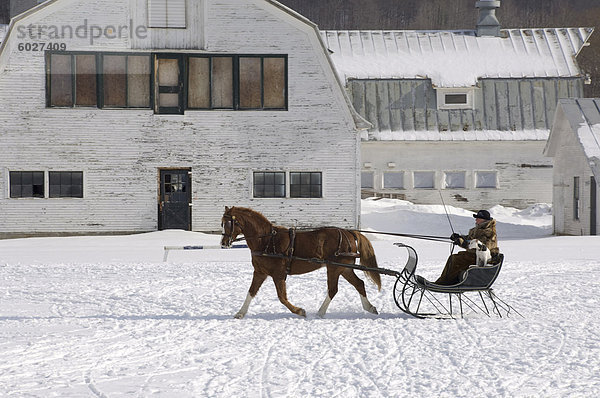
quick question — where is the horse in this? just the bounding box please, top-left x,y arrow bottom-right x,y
220,206 -> 381,319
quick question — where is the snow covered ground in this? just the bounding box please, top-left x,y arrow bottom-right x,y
1,199 -> 599,397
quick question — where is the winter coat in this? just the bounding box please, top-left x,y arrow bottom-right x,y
455,219 -> 499,255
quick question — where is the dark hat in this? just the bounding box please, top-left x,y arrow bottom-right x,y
473,210 -> 492,220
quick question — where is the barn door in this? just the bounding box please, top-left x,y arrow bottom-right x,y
159,169 -> 191,230
592,176 -> 597,235
154,54 -> 184,114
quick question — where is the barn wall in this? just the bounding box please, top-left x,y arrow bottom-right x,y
0,0 -> 360,236
361,140 -> 553,210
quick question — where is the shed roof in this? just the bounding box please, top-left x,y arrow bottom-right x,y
546,98 -> 600,179
321,28 -> 594,87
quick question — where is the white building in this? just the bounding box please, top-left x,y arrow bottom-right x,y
321,1 -> 593,211
0,0 -> 367,237
544,98 -> 600,235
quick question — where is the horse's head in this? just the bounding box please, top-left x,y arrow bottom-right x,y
221,206 -> 243,248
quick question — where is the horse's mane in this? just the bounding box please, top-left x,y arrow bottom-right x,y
231,206 -> 273,227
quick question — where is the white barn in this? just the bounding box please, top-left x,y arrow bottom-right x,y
0,0 -> 367,238
544,98 -> 600,236
321,1 -> 593,211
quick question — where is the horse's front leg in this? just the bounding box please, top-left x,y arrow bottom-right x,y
235,271 -> 267,319
273,277 -> 306,317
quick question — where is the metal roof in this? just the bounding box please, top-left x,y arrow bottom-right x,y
321,28 -> 594,87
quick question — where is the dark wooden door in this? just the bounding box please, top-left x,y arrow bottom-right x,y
155,54 -> 184,114
159,169 -> 191,230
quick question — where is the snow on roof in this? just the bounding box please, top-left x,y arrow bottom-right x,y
555,98 -> 600,177
321,28 -> 594,87
365,129 -> 550,142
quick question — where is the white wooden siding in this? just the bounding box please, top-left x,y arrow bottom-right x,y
362,141 -> 553,210
0,0 -> 360,236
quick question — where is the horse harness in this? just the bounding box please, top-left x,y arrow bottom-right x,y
222,215 -> 359,275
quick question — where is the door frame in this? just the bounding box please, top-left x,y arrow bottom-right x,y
158,168 -> 192,231
154,53 -> 185,114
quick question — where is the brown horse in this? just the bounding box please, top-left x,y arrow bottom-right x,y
220,206 -> 381,318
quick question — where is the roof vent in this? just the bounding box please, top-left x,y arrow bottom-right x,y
476,1 -> 501,37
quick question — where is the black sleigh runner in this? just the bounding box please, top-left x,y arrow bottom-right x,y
220,206 -> 521,319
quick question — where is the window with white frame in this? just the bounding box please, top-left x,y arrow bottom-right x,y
414,171 -> 435,189
148,0 -> 186,28
476,171 -> 498,188
444,171 -> 466,189
361,171 -> 374,189
383,172 -> 404,189
436,87 -> 475,110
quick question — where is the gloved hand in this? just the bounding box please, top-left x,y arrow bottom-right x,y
450,233 -> 461,243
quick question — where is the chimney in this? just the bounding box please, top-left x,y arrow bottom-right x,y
476,1 -> 501,37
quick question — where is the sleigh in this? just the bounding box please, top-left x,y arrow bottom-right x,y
392,243 -> 521,319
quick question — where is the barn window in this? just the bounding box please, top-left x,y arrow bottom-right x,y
102,54 -> 151,108
49,171 -> 83,198
361,172 -> 374,189
436,88 -> 475,110
414,171 -> 435,189
476,171 -> 497,188
188,55 -> 286,110
444,171 -> 466,189
48,53 -> 98,107
383,172 -> 404,189
290,172 -> 322,198
47,52 -> 151,109
239,57 -> 286,109
253,172 -> 285,198
9,171 -> 44,198
148,0 -> 186,28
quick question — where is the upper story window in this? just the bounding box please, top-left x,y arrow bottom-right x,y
46,52 -> 151,109
148,0 -> 186,29
436,88 -> 475,110
46,52 -> 287,114
187,55 -> 287,111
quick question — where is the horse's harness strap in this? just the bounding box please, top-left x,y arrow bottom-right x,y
286,228 -> 296,275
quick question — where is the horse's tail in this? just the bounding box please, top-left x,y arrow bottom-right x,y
352,231 -> 381,291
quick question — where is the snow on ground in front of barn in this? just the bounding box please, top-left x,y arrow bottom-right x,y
1,199 -> 600,397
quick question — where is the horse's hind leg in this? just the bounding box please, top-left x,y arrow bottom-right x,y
235,271 -> 267,319
318,266 -> 342,318
342,269 -> 378,315
273,277 -> 306,317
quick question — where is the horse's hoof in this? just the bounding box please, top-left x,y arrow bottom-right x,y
234,312 -> 245,319
296,308 -> 306,317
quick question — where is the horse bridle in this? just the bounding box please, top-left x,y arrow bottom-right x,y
221,214 -> 243,246
221,213 -> 277,247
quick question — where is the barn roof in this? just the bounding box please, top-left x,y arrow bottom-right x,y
320,28 -> 594,87
546,98 -> 600,178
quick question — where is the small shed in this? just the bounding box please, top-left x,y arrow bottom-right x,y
544,98 -> 600,235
